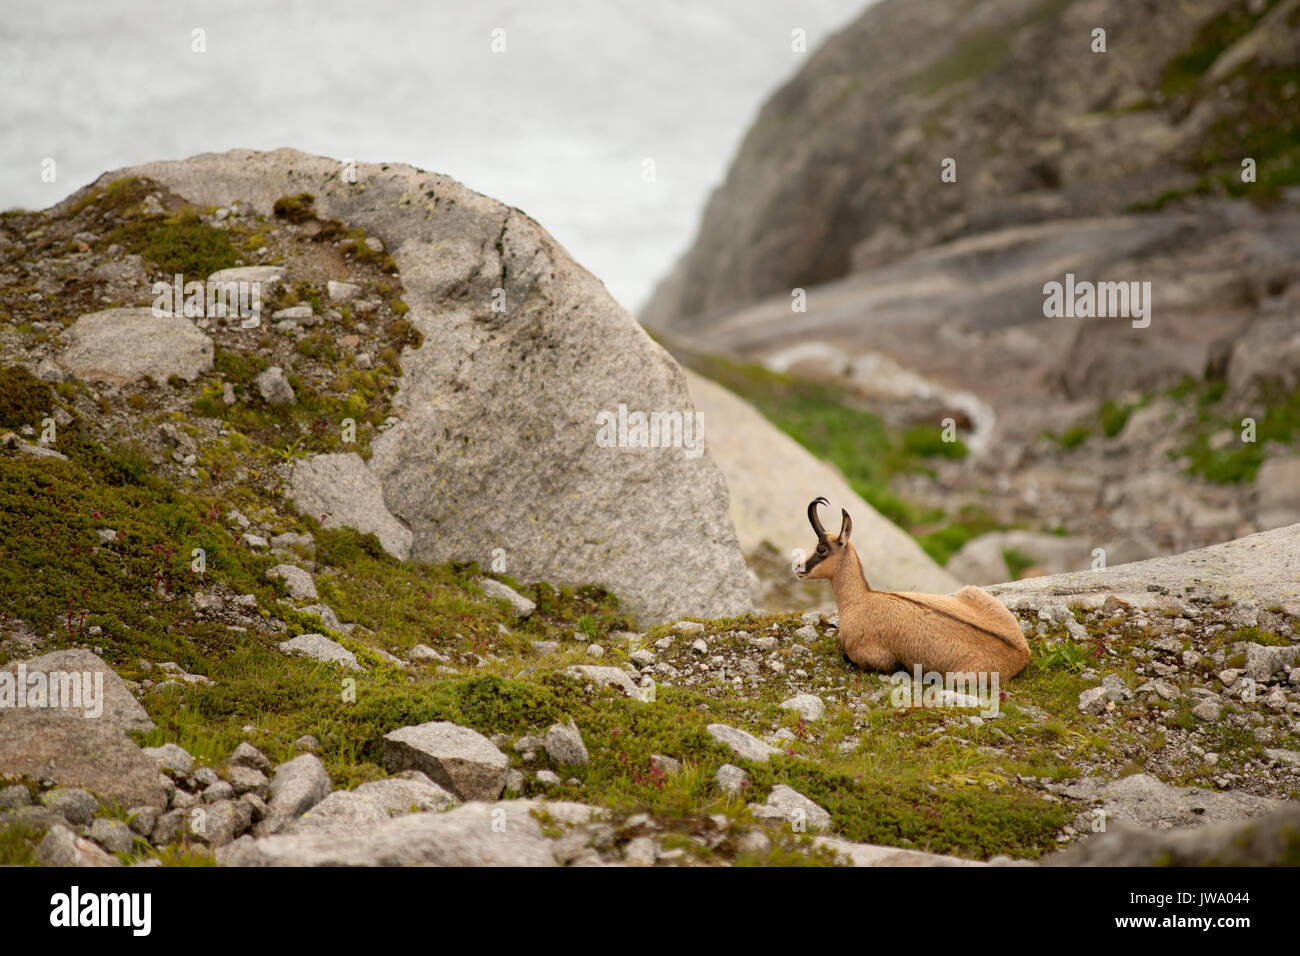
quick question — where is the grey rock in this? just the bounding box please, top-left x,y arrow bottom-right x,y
1061,773 -> 1280,830
127,806 -> 157,837
151,809 -> 185,845
278,633 -> 360,670
990,525 -> 1300,618
707,724 -> 780,763
779,693 -> 826,721
1191,698 -> 1222,722
328,280 -> 361,301
477,578 -> 535,618
2,648 -> 154,732
192,767 -> 220,789
0,784 -> 33,809
1077,686 -> 1108,716
108,147 -> 751,626
226,765 -> 269,797
288,452 -> 412,560
266,564 -> 318,601
1048,804 -> 1300,866
37,825 -> 122,867
193,799 -> 253,847
58,307 -> 212,384
752,784 -> 832,831
285,771 -> 455,834
89,817 -> 136,853
1244,643 -> 1300,682
260,754 -> 332,832
229,742 -> 271,773
535,770 -> 561,787
41,787 -> 99,826
382,721 -> 508,801
203,780 -> 236,803
217,799 -> 593,866
255,365 -> 295,406
544,720 -> 589,766
564,665 -> 646,701
650,754 -> 681,775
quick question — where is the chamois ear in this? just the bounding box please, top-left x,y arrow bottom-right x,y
838,508 -> 852,542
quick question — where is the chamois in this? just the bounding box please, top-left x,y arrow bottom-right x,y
795,498 -> 1031,680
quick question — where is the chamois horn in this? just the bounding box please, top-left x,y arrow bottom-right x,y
807,497 -> 830,540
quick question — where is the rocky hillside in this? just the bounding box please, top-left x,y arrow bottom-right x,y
639,0 -> 1300,589
644,0 -> 1300,327
2,152 -> 1298,867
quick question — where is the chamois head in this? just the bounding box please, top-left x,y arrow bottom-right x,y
795,496 -> 853,580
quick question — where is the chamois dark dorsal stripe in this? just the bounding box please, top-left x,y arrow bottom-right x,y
882,591 -> 1023,652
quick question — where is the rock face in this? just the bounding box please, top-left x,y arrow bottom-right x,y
643,0 -> 1295,328
217,799 -> 590,867
1,648 -> 155,732
58,307 -> 213,384
684,369 -> 957,595
1047,803 -> 1300,867
288,452 -> 412,560
101,147 -> 752,626
1061,773 -> 1281,830
988,523 -> 1300,617
382,721 -> 509,801
0,650 -> 166,810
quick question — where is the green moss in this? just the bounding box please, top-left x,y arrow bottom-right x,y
0,364 -> 55,430
272,193 -> 317,224
104,207 -> 237,277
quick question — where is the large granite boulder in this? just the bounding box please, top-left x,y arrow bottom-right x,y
100,148 -> 751,624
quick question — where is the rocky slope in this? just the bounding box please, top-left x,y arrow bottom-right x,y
2,152 -> 1297,868
640,0 -> 1300,583
644,0 -> 1300,327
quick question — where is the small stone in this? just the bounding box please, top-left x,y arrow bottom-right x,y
1077,687 -> 1108,716
127,806 -> 157,837
41,787 -> 99,826
535,770 -> 561,787
477,578 -> 535,618
1191,698 -> 1222,722
780,694 -> 825,721
545,720 -> 590,766
715,763 -> 750,797
89,817 -> 136,853
143,742 -> 195,776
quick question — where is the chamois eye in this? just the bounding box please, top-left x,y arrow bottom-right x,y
816,544 -> 826,554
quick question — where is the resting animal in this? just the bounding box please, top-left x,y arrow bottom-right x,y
795,497 -> 1030,680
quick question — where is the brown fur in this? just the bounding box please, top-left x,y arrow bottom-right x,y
797,501 -> 1031,680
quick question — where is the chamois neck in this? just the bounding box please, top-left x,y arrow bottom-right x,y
830,544 -> 871,606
